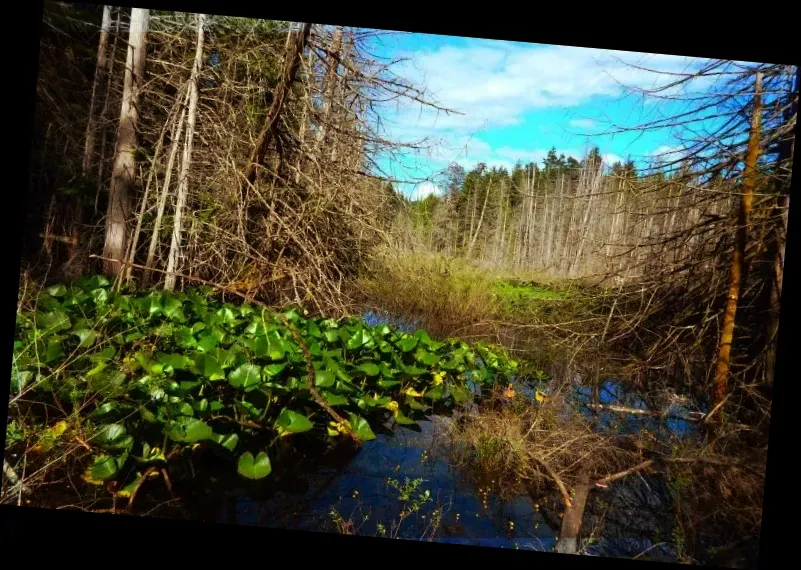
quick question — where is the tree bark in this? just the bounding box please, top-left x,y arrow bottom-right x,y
143,87 -> 190,284
712,70 -> 763,406
82,5 -> 112,175
165,14 -> 206,291
102,8 -> 149,277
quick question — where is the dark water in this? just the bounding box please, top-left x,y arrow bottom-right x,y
211,311 -> 708,560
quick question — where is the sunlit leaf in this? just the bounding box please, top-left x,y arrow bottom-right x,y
276,409 -> 314,435
229,363 -> 262,389
237,451 -> 272,480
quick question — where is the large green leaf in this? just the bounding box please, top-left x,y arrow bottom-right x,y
194,353 -> 226,381
164,416 -> 213,442
212,432 -> 240,452
43,340 -> 65,363
276,409 -> 314,435
397,337 -> 418,352
322,391 -> 348,406
356,362 -> 380,377
88,454 -> 124,482
229,364 -> 262,389
314,370 -> 335,387
414,348 -> 440,367
173,327 -> 197,349
348,413 -> 376,441
36,310 -> 71,333
157,352 -> 192,371
237,451 -> 272,480
74,329 -> 98,348
90,370 -> 127,395
163,295 -> 186,321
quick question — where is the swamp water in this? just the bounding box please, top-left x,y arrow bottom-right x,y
179,311 -> 716,563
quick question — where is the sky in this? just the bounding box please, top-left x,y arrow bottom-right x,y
360,31 -> 730,200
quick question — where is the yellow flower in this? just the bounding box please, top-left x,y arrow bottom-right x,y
386,400 -> 399,417
403,387 -> 423,398
535,390 -> 548,403
433,372 -> 445,386
503,384 -> 516,400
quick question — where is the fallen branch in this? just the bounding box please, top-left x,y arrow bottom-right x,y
530,454 -> 573,508
2,460 -> 33,497
584,403 -> 706,422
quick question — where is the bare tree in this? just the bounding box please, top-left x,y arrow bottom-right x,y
165,13 -> 206,291
102,8 -> 149,276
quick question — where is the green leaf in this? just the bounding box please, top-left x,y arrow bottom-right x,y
348,413 -> 376,441
95,423 -> 126,444
89,346 -> 117,362
423,385 -> 445,400
212,432 -> 239,452
237,451 -> 272,480
45,283 -> 67,297
73,329 -> 98,348
414,349 -> 440,367
157,352 -> 192,371
449,385 -> 471,404
377,379 -> 401,389
43,340 -> 65,363
165,416 -> 213,442
322,391 -> 348,406
36,310 -> 71,333
90,370 -> 127,395
194,353 -> 226,381
88,454 -> 123,482
346,329 -> 371,350
397,338 -> 418,352
92,402 -> 120,417
229,364 -> 262,389
234,399 -> 262,418
356,362 -> 380,377
262,363 -> 286,378
315,370 -> 335,387
197,332 -> 220,352
276,409 -> 314,435
323,330 -> 340,343
174,327 -> 197,349
395,411 -> 418,426
248,336 -> 271,358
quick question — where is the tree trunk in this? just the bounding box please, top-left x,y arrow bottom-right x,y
102,8 -> 149,277
82,5 -> 112,175
165,14 -> 205,291
95,8 -> 120,212
712,70 -> 763,406
143,87 -> 190,284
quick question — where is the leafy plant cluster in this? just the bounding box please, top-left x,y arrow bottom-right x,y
11,275 -> 519,489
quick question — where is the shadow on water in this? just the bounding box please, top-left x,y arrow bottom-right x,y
184,310 -> 713,562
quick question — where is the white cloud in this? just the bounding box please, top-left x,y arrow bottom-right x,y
603,153 -> 624,165
379,39 -> 715,175
568,118 -> 597,129
390,41 -> 709,140
411,181 -> 443,201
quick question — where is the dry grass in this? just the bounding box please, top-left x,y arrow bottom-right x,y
449,381 -> 639,502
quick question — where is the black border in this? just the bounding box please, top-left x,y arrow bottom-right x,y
4,2 -> 797,568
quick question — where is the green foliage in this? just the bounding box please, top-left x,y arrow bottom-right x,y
11,276 -> 518,485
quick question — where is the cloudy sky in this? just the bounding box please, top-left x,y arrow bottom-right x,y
363,32 -> 724,199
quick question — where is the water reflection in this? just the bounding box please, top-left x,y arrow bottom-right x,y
215,311 -> 712,562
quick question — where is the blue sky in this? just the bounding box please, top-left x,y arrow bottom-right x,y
360,31 -> 731,199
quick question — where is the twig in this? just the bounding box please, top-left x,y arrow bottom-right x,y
3,460 -> 33,497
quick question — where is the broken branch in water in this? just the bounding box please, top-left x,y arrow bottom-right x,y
584,403 -> 706,421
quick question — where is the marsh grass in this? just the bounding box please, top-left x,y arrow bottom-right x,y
449,381 -> 638,503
